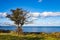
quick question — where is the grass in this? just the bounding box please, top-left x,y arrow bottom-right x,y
0,32 -> 44,40
0,32 -> 60,40
0,35 -> 44,40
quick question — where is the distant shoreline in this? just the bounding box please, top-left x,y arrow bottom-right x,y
0,26 -> 60,28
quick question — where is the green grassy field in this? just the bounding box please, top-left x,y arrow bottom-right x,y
0,32 -> 60,40
0,35 -> 44,40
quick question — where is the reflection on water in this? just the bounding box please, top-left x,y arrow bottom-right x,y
0,26 -> 60,33
23,27 -> 60,33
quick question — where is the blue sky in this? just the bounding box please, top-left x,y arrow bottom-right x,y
0,0 -> 60,26
0,0 -> 60,12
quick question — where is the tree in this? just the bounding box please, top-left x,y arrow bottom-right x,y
6,8 -> 31,35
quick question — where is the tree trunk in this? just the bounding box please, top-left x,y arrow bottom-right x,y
16,25 -> 23,35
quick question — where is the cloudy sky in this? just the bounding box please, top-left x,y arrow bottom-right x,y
0,0 -> 60,26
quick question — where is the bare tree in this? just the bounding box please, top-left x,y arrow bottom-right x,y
6,8 -> 32,35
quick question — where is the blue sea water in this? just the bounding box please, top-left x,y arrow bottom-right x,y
0,26 -> 60,33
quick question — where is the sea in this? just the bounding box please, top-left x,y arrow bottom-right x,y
0,26 -> 60,33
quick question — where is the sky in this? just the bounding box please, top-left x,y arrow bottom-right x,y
0,0 -> 60,26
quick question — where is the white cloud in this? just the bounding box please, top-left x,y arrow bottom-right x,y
1,12 -> 60,18
0,12 -> 60,26
26,12 -> 60,25
30,12 -> 40,17
0,21 -> 14,26
0,12 -> 7,18
40,12 -> 60,17
3,12 -> 7,17
24,12 -> 60,26
30,12 -> 60,18
38,0 -> 42,2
